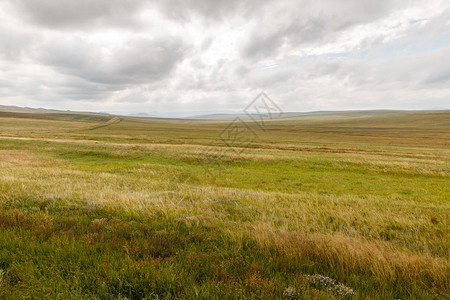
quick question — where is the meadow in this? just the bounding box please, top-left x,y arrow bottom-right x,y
0,110 -> 448,299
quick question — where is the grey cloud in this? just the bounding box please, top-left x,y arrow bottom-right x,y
110,38 -> 185,83
38,37 -> 101,70
38,36 -> 186,85
55,78 -> 121,101
300,45 -> 450,90
156,0 -> 273,21
12,0 -> 273,29
0,3 -> 39,60
0,0 -> 449,112
14,0 -> 147,29
246,68 -> 297,88
0,58 -> 116,102
417,49 -> 450,86
114,91 -> 150,104
424,69 -> 450,85
0,24 -> 36,60
242,0 -> 403,59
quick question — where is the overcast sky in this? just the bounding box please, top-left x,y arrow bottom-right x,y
0,0 -> 449,115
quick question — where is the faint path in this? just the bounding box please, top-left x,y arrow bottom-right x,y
81,117 -> 122,131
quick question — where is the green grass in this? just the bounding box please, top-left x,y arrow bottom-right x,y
0,110 -> 449,299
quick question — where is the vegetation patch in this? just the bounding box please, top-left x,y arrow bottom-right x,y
0,111 -> 448,298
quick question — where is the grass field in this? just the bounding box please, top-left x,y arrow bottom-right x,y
0,110 -> 448,299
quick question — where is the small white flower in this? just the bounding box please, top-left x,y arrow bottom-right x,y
305,274 -> 355,297
283,286 -> 299,299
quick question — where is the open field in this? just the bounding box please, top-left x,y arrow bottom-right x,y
0,110 -> 449,299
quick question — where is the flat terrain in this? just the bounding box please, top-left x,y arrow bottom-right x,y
0,110 -> 449,299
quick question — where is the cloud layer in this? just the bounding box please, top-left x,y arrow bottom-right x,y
0,0 -> 449,114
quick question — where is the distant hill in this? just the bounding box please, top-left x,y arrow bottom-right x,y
0,105 -> 113,123
0,105 -> 111,116
1,105 -> 448,123
187,110 -> 408,121
128,113 -> 156,117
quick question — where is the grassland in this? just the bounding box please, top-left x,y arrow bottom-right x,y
0,110 -> 448,299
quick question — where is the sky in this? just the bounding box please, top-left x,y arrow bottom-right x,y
0,0 -> 449,116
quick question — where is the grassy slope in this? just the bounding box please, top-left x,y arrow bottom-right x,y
0,111 -> 449,299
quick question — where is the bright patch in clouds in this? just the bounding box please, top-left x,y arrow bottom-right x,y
0,0 -> 449,115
